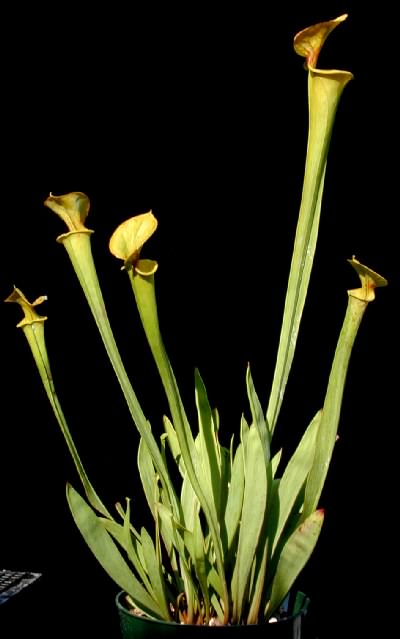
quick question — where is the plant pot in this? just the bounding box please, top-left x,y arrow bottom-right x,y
116,590 -> 310,638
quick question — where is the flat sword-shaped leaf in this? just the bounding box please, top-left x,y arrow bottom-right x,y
66,484 -> 164,619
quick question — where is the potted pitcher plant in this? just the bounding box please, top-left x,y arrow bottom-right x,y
5,14 -> 387,638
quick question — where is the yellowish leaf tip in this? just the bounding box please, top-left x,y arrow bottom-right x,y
294,14 -> 349,70
348,256 -> 388,302
44,192 -> 92,235
4,286 -> 48,327
109,211 -> 158,270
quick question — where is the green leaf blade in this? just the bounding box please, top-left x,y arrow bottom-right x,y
246,365 -> 270,461
194,369 -> 222,520
66,483 -> 163,619
138,437 -> 159,519
231,425 -> 268,623
140,527 -> 171,620
272,410 -> 321,555
266,509 -> 324,619
223,442 -> 244,556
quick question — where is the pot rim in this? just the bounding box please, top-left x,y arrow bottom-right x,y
115,590 -> 310,628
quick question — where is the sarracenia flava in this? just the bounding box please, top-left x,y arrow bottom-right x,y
6,15 -> 387,625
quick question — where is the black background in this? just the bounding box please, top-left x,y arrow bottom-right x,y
1,2 -> 398,636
